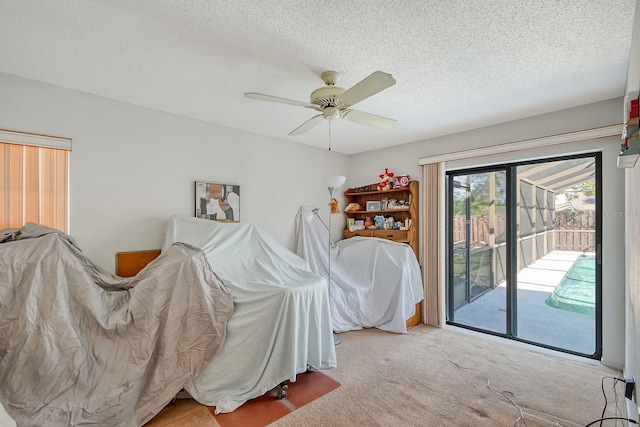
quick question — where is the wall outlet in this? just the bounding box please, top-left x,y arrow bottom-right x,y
625,377 -> 636,400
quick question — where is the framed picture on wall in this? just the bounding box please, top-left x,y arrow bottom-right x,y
195,181 -> 241,222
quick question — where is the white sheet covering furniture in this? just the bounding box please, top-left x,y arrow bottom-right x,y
0,223 -> 234,427
0,400 -> 16,427
162,215 -> 337,414
296,206 -> 424,334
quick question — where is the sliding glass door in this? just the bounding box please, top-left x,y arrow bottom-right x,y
449,172 -> 506,334
446,153 -> 601,358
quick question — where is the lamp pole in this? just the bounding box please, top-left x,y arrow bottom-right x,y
325,175 -> 345,345
327,186 -> 341,345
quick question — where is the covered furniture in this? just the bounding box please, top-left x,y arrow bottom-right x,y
162,215 -> 337,413
296,206 -> 424,334
0,223 -> 234,427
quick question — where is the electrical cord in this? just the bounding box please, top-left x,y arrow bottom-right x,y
486,381 -> 528,427
434,345 -> 640,427
585,417 -> 638,427
599,377 -> 621,426
429,344 -> 567,427
431,347 -> 636,427
590,376 -> 636,427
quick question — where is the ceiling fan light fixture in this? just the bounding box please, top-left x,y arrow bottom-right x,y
323,107 -> 339,120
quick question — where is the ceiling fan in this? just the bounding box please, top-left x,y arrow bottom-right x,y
244,70 -> 396,136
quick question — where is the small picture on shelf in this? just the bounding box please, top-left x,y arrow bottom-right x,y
366,200 -> 382,211
380,197 -> 388,210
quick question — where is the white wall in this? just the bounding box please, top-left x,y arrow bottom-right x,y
349,98 -> 626,368
0,72 -> 349,273
624,0 -> 640,413
0,71 -> 629,367
626,157 -> 640,416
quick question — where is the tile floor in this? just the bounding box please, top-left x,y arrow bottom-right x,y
145,370 -> 340,427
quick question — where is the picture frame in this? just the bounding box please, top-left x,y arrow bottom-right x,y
380,197 -> 388,210
366,200 -> 382,211
195,181 -> 241,222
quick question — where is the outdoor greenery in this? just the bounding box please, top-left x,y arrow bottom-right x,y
582,180 -> 595,197
453,172 -> 506,216
453,247 -> 494,309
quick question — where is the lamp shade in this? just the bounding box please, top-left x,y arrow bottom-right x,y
325,175 -> 346,189
303,208 -> 319,223
303,210 -> 314,223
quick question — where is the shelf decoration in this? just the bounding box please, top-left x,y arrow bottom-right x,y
618,92 -> 640,168
392,174 -> 410,188
377,168 -> 395,191
344,202 -> 360,212
329,198 -> 340,214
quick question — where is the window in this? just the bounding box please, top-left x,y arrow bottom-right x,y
0,130 -> 70,233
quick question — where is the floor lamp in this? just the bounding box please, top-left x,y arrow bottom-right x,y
325,174 -> 346,345
304,207 -> 341,345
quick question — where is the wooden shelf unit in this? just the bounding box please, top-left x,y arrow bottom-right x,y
343,180 -> 419,259
343,180 -> 421,327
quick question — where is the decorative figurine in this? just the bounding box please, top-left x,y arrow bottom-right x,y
377,168 -> 395,191
364,217 -> 374,228
329,198 -> 340,214
393,174 -> 410,188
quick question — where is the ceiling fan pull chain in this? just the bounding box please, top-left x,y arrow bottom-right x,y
328,120 -> 332,151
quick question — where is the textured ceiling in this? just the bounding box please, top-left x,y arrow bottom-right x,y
0,0 -> 636,154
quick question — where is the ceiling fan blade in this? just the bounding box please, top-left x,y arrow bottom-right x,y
337,71 -> 396,107
289,114 -> 324,136
245,92 -> 318,109
341,109 -> 396,129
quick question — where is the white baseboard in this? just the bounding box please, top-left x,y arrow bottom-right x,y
625,399 -> 639,423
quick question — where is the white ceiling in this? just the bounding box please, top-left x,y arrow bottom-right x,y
0,1 -> 636,154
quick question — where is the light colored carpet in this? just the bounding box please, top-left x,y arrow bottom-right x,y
270,325 -> 623,427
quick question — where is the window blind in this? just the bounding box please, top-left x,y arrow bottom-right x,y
1,130 -> 70,233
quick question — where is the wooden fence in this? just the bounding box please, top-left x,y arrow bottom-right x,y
554,230 -> 595,251
453,211 -> 595,252
452,215 -> 506,247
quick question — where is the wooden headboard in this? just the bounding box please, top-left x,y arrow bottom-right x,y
116,249 -> 161,277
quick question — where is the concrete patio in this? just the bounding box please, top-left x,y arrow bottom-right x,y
452,250 -> 596,355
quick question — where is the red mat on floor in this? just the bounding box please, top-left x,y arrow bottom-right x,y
211,371 -> 340,427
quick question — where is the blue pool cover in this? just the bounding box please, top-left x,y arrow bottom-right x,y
545,256 -> 595,315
